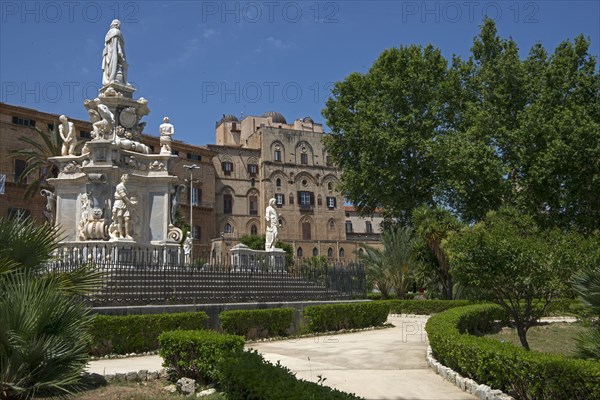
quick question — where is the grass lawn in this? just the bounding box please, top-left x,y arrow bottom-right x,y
485,322 -> 589,357
68,378 -> 226,400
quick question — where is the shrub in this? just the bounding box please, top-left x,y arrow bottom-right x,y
303,302 -> 389,333
159,330 -> 244,383
220,308 -> 294,339
426,304 -> 600,399
217,350 -> 362,400
386,300 -> 470,315
90,312 -> 208,356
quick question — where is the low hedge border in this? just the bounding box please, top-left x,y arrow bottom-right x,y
426,304 -> 600,399
303,302 -> 390,332
158,329 -> 245,383
220,308 -> 295,339
385,300 -> 471,315
90,311 -> 208,356
218,350 -> 362,400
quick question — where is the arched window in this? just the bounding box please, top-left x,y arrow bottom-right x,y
289,193 -> 294,205
224,223 -> 233,233
276,178 -> 281,187
329,220 -> 335,230
312,247 -> 318,257
317,195 -> 322,206
339,248 -> 345,258
327,182 -> 333,191
327,247 -> 333,258
297,247 -> 303,257
250,224 -> 258,235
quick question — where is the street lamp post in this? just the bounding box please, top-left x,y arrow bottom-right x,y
183,164 -> 200,262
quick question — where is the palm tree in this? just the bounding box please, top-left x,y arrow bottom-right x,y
359,225 -> 416,299
413,205 -> 462,300
0,218 -> 100,399
12,125 -> 62,199
573,265 -> 600,360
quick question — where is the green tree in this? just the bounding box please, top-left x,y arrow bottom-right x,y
359,225 -> 416,299
322,19 -> 599,231
322,43 -> 450,223
412,206 -> 462,300
0,218 -> 100,399
12,125 -> 63,199
444,207 -> 579,350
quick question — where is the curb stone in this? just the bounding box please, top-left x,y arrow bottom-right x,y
427,346 -> 514,400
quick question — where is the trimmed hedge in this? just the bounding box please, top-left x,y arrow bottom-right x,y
386,300 -> 471,315
220,308 -> 295,339
90,311 -> 208,356
426,304 -> 600,399
218,350 -> 362,400
158,329 -> 245,382
303,302 -> 389,332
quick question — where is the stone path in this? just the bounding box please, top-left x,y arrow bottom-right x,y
248,315 -> 475,400
87,315 -> 476,399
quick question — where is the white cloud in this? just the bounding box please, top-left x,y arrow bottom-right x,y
202,28 -> 217,39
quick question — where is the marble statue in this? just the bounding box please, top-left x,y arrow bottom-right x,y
40,189 -> 56,224
110,174 -> 135,239
90,104 -> 115,140
102,19 -> 128,86
183,233 -> 193,264
170,184 -> 185,225
58,115 -> 76,156
159,117 -> 175,154
265,198 -> 280,251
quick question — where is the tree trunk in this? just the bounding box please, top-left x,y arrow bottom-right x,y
516,324 -> 530,351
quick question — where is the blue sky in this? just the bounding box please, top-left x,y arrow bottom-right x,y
1,1 -> 598,146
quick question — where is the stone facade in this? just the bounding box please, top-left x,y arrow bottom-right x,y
209,112 -> 382,262
1,103 -> 382,262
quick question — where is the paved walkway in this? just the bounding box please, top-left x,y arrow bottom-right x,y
87,315 -> 475,400
249,315 -> 475,400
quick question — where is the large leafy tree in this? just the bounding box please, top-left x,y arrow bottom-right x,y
0,218 -> 100,399
323,19 -> 600,231
322,44 -> 450,224
444,207 -> 588,350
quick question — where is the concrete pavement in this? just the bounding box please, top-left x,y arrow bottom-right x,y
249,315 -> 476,400
87,315 -> 476,399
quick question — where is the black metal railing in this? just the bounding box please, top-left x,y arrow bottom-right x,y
44,259 -> 366,306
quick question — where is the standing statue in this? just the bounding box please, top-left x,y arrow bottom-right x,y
58,115 -> 76,156
40,189 -> 56,224
159,117 -> 175,154
102,19 -> 128,86
170,184 -> 186,225
183,233 -> 193,264
110,174 -> 135,239
265,198 -> 280,251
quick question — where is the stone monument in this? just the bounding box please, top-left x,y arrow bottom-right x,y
230,198 -> 286,271
46,20 -> 184,264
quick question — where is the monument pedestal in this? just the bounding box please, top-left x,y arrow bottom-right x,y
230,244 -> 287,272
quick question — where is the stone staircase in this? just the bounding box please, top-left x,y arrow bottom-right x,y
87,267 -> 355,306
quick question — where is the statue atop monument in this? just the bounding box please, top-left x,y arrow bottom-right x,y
102,19 -> 129,86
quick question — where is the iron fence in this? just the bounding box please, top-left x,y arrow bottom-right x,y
45,258 -> 366,306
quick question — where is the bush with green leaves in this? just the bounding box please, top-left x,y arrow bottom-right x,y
427,304 -> 600,399
573,265 -> 600,360
90,312 -> 208,356
158,330 -> 244,383
385,300 -> 470,315
217,350 -> 362,400
0,218 -> 100,399
220,308 -> 294,339
303,302 -> 389,333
